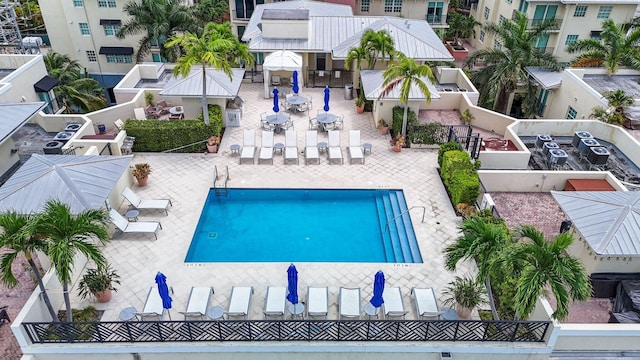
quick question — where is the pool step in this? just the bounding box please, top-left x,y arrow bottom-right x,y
388,191 -> 414,263
214,188 -> 228,196
381,193 -> 406,263
394,192 -> 423,263
375,196 -> 396,263
377,190 -> 422,263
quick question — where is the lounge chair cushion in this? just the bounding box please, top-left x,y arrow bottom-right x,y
227,286 -> 253,319
307,287 -> 328,318
339,287 -> 361,319
122,187 -> 172,215
109,209 -> 162,240
413,287 -> 440,319
264,286 -> 286,318
181,287 -> 213,319
382,287 -> 406,318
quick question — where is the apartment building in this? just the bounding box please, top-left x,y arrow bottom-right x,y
469,0 -> 638,63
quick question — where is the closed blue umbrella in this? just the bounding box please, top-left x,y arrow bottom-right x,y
292,71 -> 299,94
155,271 -> 172,319
286,264 -> 299,304
323,86 -> 330,112
273,87 -> 280,113
369,270 -> 385,308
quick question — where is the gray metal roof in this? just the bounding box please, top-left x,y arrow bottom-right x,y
242,0 -> 353,41
0,154 -> 132,215
247,16 -> 453,61
360,70 -> 441,101
551,190 -> 640,256
526,67 -> 563,90
159,68 -> 245,98
0,102 -> 45,143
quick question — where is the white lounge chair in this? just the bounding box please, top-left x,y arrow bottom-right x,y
412,287 -> 442,320
264,286 -> 286,319
339,287 -> 361,320
180,286 -> 213,320
259,130 -> 274,164
305,130 -> 320,165
327,130 -> 343,165
139,286 -> 171,320
383,287 -> 407,319
109,209 -> 162,240
227,286 -> 253,320
240,129 -> 256,164
284,130 -> 299,164
348,130 -> 364,164
307,286 -> 328,319
122,187 -> 172,215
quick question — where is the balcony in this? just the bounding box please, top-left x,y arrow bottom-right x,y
533,47 -> 555,55
232,9 -> 253,20
511,11 -> 562,30
426,14 -> 446,26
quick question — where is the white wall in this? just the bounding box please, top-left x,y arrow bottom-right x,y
479,170 -> 623,192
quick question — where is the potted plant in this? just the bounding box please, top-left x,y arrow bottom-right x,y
206,135 -> 220,153
377,119 -> 390,135
461,109 -> 474,125
390,135 -> 405,152
444,13 -> 478,61
132,163 -> 151,186
442,275 -> 488,318
77,264 -> 121,303
144,92 -> 155,107
355,97 -> 365,114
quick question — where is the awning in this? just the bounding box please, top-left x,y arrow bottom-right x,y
33,75 -> 59,92
591,31 -> 602,37
99,46 -> 133,55
99,19 -> 122,25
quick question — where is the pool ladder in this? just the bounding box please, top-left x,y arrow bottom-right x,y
213,165 -> 229,196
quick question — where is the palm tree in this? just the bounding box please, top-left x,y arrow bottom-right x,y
603,89 -> 634,125
43,52 -> 107,113
166,22 -> 253,125
464,12 -> 561,116
567,20 -> 640,74
379,54 -> 435,137
33,200 -> 110,322
501,225 -> 591,320
192,0 -> 229,32
446,12 -> 480,46
361,29 -> 397,69
0,212 -> 58,322
118,0 -> 192,63
345,46 -> 368,98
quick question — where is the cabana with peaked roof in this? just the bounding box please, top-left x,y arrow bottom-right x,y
551,190 -> 640,274
262,50 -> 303,98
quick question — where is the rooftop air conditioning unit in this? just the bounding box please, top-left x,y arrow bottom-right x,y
536,134 -> 553,148
542,142 -> 559,156
64,123 -> 82,133
459,88 -> 468,92
587,147 -> 610,165
578,138 -> 600,155
548,149 -> 568,165
53,131 -> 74,143
443,88 -> 454,92
480,194 -> 495,210
572,131 -> 593,148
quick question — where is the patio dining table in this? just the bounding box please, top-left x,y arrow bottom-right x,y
266,113 -> 290,133
286,95 -> 306,113
317,112 -> 337,131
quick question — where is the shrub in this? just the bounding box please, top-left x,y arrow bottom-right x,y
391,106 -> 417,136
409,122 -> 449,145
196,104 -> 223,137
441,150 -> 480,206
438,141 -> 463,167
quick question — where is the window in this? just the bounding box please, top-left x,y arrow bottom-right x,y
499,15 -> 506,25
106,54 -> 132,63
494,40 -> 502,50
590,30 -> 602,40
97,0 -> 116,7
79,23 -> 90,35
103,24 -> 121,36
566,106 -> 577,119
597,6 -> 612,19
483,6 -> 490,20
73,0 -> 83,6
361,0 -> 370,12
506,0 -> 512,4
574,5 -> 587,17
479,30 -> 485,42
86,51 -> 97,62
253,52 -> 264,65
152,53 -> 166,62
565,34 -> 578,45
533,5 -> 557,25
384,0 -> 402,13
426,2 -> 444,24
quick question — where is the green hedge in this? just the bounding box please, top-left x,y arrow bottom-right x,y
391,106 -> 417,136
123,104 -> 223,152
441,150 -> 480,206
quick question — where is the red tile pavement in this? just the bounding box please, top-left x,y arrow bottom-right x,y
0,252 -> 43,359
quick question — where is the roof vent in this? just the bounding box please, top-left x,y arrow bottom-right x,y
459,88 -> 468,92
587,147 -> 610,165
443,88 -> 453,92
542,142 -> 559,156
572,131 -> 593,147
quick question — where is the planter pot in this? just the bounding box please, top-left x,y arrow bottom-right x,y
393,145 -> 402,153
136,176 -> 148,187
97,124 -> 106,134
206,144 -> 218,153
356,104 -> 365,114
380,126 -> 389,135
445,41 -> 469,62
455,304 -> 473,319
94,289 -> 112,303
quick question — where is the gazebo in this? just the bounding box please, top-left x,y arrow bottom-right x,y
262,50 -> 303,98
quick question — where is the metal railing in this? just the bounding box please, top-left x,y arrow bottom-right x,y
162,140 -> 206,153
23,318 -> 550,344
384,206 -> 426,233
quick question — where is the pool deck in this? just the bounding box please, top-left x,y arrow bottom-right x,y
77,83 -> 475,322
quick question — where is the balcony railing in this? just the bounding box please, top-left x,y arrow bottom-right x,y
23,319 -> 551,344
533,47 -> 555,55
232,9 -> 253,20
511,11 -> 562,30
426,14 -> 446,25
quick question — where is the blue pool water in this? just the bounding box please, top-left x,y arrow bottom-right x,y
185,188 -> 422,263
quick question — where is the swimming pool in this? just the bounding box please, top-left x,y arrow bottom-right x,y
185,188 -> 422,263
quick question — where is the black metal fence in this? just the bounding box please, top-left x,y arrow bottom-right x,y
448,125 -> 482,159
23,319 -> 550,344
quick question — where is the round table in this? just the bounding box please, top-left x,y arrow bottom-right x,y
119,307 -> 138,321
288,303 -> 305,319
206,306 -> 225,320
125,209 -> 139,222
316,113 -> 337,124
441,307 -> 458,320
266,113 -> 289,125
230,144 -> 241,156
274,143 -> 284,154
287,96 -> 307,112
362,143 -> 373,155
364,303 -> 381,319
318,142 -> 328,154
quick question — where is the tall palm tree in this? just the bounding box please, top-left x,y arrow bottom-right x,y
43,52 -> 106,113
379,54 -> 435,137
33,200 -> 110,322
345,46 -> 368,97
192,0 -> 229,33
0,212 -> 58,322
465,12 -> 561,115
361,29 -> 397,69
166,22 -> 253,125
500,225 -> 591,320
567,20 -> 640,74
118,0 -> 192,63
